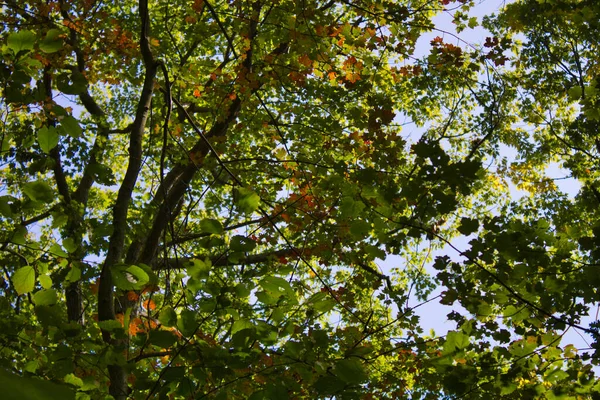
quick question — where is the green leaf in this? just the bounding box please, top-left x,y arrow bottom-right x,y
98,320 -> 124,331
37,126 -> 59,154
235,187 -> 260,214
177,310 -> 197,337
24,360 -> 39,373
49,243 -> 69,258
567,86 -> 583,100
38,274 -> 52,289
259,276 -> 297,304
59,116 -> 82,138
62,238 -> 77,253
162,366 -> 185,382
148,330 -> 178,348
9,225 -> 27,245
234,283 -> 253,298
458,217 -> 479,235
12,266 -> 35,295
21,181 -> 54,203
350,220 -> 371,238
112,265 -> 150,290
33,289 -> 58,305
187,258 -> 210,280
65,265 -> 81,283
339,196 -> 365,218
468,17 -> 478,29
158,307 -> 178,327
7,30 -> 36,54
231,318 -> 254,335
443,331 -> 470,353
334,358 -> 368,383
39,29 -> 64,53
200,218 -> 224,234
0,195 -> 15,218
127,265 -> 150,288
135,263 -> 159,285
63,373 -> 83,388
0,368 -> 75,400
56,71 -> 88,95
35,305 -> 64,328
308,292 -> 336,313
230,235 -> 256,252
314,375 -> 346,395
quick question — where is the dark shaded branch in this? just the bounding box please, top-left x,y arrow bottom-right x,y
355,262 -> 393,292
129,351 -> 172,363
98,0 -> 157,325
79,90 -> 106,116
166,217 -> 267,246
98,1 -> 159,398
43,70 -> 71,204
204,0 -> 238,59
22,207 -> 56,226
134,3 -> 264,266
155,247 -> 305,270
136,96 -> 242,266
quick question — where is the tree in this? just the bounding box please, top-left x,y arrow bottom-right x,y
0,0 -> 598,398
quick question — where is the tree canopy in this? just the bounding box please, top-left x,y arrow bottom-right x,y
0,0 -> 599,398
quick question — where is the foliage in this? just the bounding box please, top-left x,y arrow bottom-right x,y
0,0 -> 598,398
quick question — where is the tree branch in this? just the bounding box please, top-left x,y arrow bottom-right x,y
43,70 -> 71,204
129,351 -> 172,363
155,247 -> 305,270
98,1 -> 160,397
165,217 -> 267,247
100,0 -> 158,314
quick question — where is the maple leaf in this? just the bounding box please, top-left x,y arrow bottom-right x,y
345,72 -> 361,83
192,0 -> 204,12
298,54 -> 312,67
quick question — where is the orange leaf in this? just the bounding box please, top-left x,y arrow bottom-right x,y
142,299 -> 156,311
90,280 -> 99,295
254,375 -> 267,384
298,54 -> 312,67
127,291 -> 139,301
189,151 -> 204,164
192,0 -> 204,12
288,71 -> 306,84
193,88 -> 201,98
345,72 -> 361,83
170,327 -> 183,339
129,317 -> 145,335
146,319 -> 158,329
